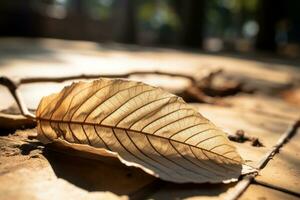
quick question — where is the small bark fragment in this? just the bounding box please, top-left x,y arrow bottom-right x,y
228,130 -> 264,147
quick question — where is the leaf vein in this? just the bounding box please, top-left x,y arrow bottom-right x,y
37,118 -> 241,163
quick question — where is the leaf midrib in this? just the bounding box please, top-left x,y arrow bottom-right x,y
36,117 -> 241,164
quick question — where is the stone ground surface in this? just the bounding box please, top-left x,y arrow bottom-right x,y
0,38 -> 300,200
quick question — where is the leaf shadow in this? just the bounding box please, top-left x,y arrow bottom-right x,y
42,143 -> 238,199
42,144 -> 157,196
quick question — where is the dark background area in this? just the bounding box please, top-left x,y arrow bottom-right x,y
0,0 -> 300,58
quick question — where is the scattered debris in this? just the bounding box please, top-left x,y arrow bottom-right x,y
196,69 -> 248,97
251,138 -> 264,147
228,129 -> 264,147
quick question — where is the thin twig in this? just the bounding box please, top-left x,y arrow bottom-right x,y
17,71 -> 199,85
1,69 -> 222,119
1,70 -> 223,120
0,77 -> 35,119
224,120 -> 300,200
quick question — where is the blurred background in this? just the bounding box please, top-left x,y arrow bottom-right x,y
0,0 -> 300,58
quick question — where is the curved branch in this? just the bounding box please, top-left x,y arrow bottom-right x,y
0,69 -> 222,119
0,77 -> 35,119
18,71 -> 198,85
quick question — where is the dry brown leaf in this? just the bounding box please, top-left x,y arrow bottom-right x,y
36,78 -> 245,183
